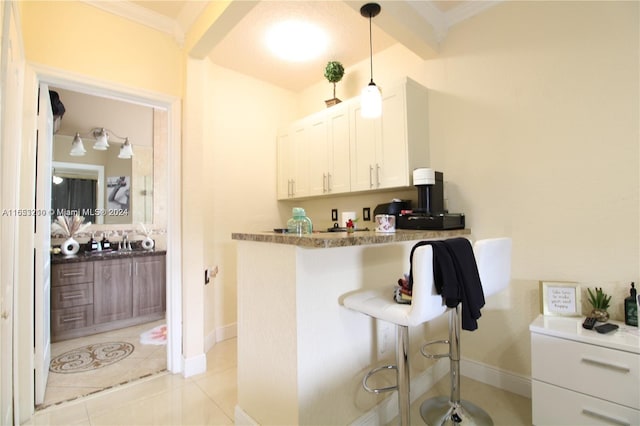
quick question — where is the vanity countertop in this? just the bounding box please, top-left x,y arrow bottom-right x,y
231,229 -> 470,249
51,249 -> 167,265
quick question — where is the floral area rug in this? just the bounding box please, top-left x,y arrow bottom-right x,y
140,324 -> 167,345
49,342 -> 134,373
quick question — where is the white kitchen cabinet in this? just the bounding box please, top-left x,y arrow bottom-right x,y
277,122 -> 309,199
529,315 -> 640,425
308,101 -> 351,196
350,77 -> 429,191
277,76 -> 429,199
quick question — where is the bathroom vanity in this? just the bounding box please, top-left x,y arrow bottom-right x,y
51,250 -> 166,342
232,229 -> 468,425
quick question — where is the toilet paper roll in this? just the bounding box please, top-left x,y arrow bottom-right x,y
342,211 -> 357,228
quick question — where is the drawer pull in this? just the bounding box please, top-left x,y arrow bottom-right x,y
61,272 -> 84,277
61,316 -> 84,322
582,408 -> 630,426
581,356 -> 631,372
62,294 -> 84,300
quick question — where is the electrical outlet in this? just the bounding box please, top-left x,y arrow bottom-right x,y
363,207 -> 371,221
331,209 -> 338,221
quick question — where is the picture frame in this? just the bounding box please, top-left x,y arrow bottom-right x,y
540,281 -> 581,317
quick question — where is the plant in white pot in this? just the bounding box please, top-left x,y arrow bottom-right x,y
324,61 -> 345,107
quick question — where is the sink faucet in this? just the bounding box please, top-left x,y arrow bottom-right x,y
122,233 -> 130,251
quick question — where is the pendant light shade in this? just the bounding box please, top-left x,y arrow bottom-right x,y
118,138 -> 134,159
360,3 -> 382,119
70,132 -> 87,156
92,128 -> 110,151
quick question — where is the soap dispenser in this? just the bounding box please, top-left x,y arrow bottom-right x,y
624,282 -> 637,326
88,233 -> 99,252
287,207 -> 313,235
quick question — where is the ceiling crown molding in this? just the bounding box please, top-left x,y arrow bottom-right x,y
83,0 -> 184,45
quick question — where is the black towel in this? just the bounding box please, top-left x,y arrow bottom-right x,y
408,238 -> 485,331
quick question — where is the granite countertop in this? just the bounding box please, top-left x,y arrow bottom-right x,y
51,249 -> 167,264
231,229 -> 471,249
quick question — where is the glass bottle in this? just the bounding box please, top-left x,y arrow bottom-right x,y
624,282 -> 637,326
287,207 -> 313,235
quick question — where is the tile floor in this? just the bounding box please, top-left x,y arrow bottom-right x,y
29,334 -> 531,425
41,319 -> 167,409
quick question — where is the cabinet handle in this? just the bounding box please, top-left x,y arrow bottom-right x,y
369,165 -> 373,188
376,163 -> 381,187
61,272 -> 84,277
291,180 -> 295,196
581,356 -> 631,372
62,316 -> 83,323
129,264 -> 133,276
327,173 -> 332,192
62,293 -> 84,300
582,408 -> 630,426
322,173 -> 327,193
288,179 -> 293,197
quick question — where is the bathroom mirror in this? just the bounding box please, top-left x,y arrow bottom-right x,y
50,87 -> 156,225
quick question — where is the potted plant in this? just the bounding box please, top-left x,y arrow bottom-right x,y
587,287 -> 612,322
324,61 -> 345,107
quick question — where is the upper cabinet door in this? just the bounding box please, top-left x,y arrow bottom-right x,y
349,102 -> 380,191
326,102 -> 350,195
307,115 -> 329,196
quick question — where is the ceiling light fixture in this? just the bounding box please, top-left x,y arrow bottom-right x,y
265,20 -> 328,62
360,3 -> 382,119
69,128 -> 133,159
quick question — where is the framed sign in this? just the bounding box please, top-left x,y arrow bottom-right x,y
540,281 -> 581,316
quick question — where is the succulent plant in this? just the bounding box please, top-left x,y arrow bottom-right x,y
587,287 -> 611,310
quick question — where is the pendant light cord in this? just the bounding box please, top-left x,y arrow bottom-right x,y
368,13 -> 374,84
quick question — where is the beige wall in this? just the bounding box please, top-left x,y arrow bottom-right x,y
289,1 -> 639,378
20,1 -> 183,97
201,60 -> 297,342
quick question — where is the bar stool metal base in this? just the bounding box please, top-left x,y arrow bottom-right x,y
420,396 -> 493,425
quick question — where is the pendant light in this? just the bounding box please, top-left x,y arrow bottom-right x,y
360,2 -> 382,119
69,132 -> 87,156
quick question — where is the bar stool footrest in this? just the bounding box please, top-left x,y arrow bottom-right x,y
420,339 -> 450,359
362,364 -> 398,394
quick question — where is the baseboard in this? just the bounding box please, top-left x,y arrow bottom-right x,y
235,404 -> 259,425
350,357 -> 531,425
182,352 -> 207,378
204,322 -> 238,353
460,357 -> 532,399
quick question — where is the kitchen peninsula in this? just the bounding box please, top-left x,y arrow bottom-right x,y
232,229 -> 469,425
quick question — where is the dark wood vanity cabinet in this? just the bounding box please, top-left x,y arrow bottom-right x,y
51,253 -> 166,342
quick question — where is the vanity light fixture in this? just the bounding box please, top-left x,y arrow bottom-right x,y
69,127 -> 133,159
118,138 -> 134,159
360,2 -> 382,119
92,128 -> 110,150
69,132 -> 87,156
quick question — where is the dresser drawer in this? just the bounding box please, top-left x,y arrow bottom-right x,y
532,333 -> 639,409
51,305 -> 93,332
533,380 -> 640,425
52,262 -> 94,286
51,283 -> 93,309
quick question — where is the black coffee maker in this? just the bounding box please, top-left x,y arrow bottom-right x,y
396,168 -> 465,230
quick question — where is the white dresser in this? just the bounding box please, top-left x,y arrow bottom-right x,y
530,315 -> 640,425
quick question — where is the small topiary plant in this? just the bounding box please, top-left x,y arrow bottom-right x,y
324,61 -> 345,101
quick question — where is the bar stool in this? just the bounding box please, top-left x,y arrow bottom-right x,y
420,237 -> 512,426
342,244 -> 448,426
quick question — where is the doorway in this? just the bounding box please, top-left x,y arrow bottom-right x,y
25,66 -> 182,414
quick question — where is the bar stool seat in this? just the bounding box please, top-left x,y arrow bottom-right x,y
343,244 -> 448,426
